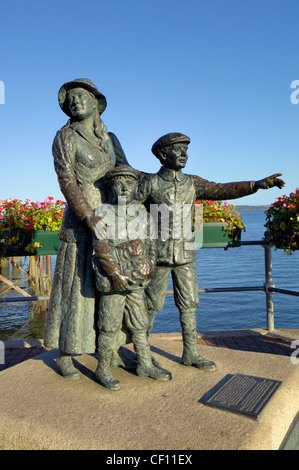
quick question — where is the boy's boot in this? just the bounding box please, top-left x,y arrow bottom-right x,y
95,333 -> 121,390
132,330 -> 172,381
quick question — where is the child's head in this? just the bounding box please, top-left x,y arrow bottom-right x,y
151,133 -> 190,171
105,166 -> 140,205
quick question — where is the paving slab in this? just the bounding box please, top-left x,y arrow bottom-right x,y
0,333 -> 299,451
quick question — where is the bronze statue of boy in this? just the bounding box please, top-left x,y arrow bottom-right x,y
92,166 -> 172,390
137,132 -> 284,371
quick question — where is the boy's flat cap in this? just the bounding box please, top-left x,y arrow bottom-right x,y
105,165 -> 141,184
151,132 -> 190,157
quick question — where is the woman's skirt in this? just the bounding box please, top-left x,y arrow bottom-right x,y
44,241 -> 98,354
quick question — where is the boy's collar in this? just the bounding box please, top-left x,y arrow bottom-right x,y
113,200 -> 139,214
157,166 -> 186,182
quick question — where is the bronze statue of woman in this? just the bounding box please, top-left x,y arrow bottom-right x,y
44,79 -> 129,379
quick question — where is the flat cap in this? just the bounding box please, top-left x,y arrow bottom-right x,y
105,165 -> 141,184
151,132 -> 190,157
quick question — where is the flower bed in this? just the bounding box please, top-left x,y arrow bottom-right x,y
0,197 -> 245,257
0,198 -> 65,258
264,189 -> 299,255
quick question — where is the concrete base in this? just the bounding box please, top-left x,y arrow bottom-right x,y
1,333 -> 299,450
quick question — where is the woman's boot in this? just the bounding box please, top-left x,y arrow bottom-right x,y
56,351 -> 80,380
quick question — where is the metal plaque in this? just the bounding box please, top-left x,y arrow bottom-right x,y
205,373 -> 282,420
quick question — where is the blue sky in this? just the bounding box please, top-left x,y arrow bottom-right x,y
1,0 -> 299,206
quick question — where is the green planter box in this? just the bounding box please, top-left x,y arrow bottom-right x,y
4,230 -> 60,257
195,222 -> 241,249
2,224 -> 241,257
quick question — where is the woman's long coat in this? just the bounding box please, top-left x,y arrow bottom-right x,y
44,121 -> 128,354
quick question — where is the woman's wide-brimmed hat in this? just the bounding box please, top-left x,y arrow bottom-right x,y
58,78 -> 107,117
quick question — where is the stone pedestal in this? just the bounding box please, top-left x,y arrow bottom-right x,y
0,333 -> 298,450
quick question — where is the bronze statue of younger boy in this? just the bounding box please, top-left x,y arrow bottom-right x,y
92,166 -> 171,390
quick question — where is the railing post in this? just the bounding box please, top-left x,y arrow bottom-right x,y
263,244 -> 275,331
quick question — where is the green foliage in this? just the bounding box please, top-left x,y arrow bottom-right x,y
264,188 -> 299,255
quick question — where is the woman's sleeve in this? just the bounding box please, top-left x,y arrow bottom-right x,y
53,127 -> 94,220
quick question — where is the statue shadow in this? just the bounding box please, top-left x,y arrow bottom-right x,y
72,354 -> 99,381
33,344 -> 181,382
33,347 -> 137,382
33,348 -> 59,371
33,349 -> 98,381
149,345 -> 182,364
72,344 -> 181,382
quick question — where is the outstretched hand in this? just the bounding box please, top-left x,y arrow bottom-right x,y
255,173 -> 285,190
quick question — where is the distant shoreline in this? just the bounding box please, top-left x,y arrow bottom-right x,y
235,205 -> 269,211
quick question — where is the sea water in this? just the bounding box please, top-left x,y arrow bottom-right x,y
0,210 -> 298,340
152,210 -> 299,334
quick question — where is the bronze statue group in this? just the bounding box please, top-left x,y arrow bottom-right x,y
44,79 -> 284,390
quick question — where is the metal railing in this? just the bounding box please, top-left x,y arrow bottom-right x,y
166,240 -> 299,331
0,240 -> 298,331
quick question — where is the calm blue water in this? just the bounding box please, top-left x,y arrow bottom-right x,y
152,210 -> 299,333
0,210 -> 298,340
